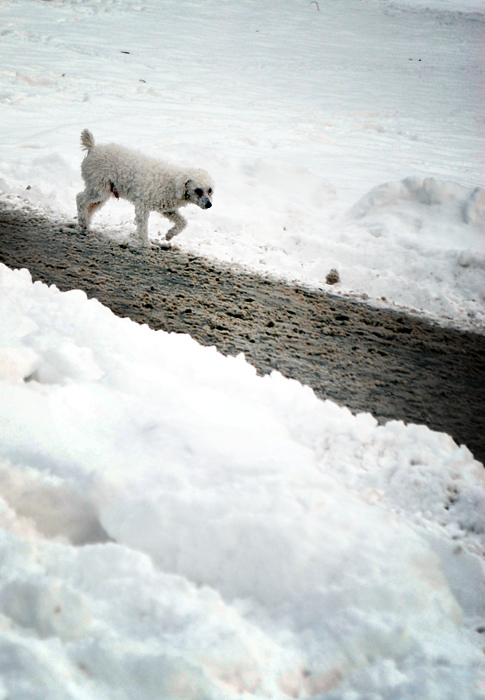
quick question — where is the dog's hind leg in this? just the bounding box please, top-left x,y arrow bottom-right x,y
163,211 -> 187,241
76,190 -> 108,230
76,191 -> 90,230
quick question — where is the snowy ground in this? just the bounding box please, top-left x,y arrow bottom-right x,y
1,263 -> 485,699
0,0 -> 485,698
0,0 -> 484,329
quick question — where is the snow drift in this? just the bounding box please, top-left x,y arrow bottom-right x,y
0,264 -> 484,698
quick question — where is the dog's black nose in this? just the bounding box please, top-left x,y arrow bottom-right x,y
205,201 -> 212,209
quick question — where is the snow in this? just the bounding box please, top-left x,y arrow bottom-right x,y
0,0 -> 484,329
0,0 -> 484,697
1,262 -> 485,698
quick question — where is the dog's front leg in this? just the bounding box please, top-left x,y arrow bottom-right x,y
134,204 -> 151,247
163,211 -> 187,241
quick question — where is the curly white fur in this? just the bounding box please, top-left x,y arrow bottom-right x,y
76,130 -> 214,247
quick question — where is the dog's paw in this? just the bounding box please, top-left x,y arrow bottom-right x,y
121,236 -> 150,250
152,240 -> 171,250
60,223 -> 85,235
74,223 -> 89,235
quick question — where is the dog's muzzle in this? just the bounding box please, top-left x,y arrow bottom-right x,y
204,200 -> 212,209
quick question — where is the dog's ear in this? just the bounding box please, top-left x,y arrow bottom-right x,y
175,174 -> 190,200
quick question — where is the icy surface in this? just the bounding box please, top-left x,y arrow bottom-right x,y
0,0 -> 484,329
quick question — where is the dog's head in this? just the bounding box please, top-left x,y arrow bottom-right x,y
182,170 -> 214,210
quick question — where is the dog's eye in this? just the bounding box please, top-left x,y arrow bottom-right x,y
194,188 -> 203,197
208,188 -> 212,195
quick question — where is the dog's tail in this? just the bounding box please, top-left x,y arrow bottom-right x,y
80,129 -> 95,152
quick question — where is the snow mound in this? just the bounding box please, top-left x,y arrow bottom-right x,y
337,176 -> 485,327
0,264 -> 484,698
348,176 -> 485,228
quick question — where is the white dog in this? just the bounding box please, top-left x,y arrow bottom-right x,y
76,129 -> 214,247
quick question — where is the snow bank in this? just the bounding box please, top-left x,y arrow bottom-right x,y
339,177 -> 485,323
0,263 -> 484,698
